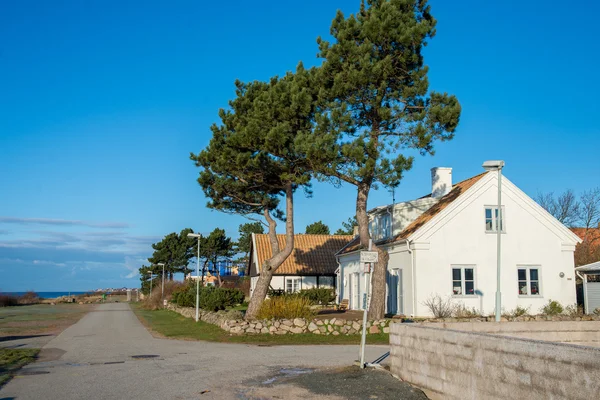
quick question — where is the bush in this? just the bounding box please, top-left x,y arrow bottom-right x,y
18,291 -> 40,305
502,305 -> 530,318
423,294 -> 455,318
0,294 -> 19,307
298,288 -> 335,305
171,283 -> 245,312
564,304 -> 583,317
453,304 -> 480,318
256,296 -> 316,320
594,308 -> 600,315
540,299 -> 564,315
142,281 -> 186,310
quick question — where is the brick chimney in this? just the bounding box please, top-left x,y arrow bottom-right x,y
431,167 -> 452,198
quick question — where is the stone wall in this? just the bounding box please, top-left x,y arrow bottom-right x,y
165,303 -> 390,335
390,323 -> 600,400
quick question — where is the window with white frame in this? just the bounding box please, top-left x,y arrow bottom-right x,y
369,213 -> 391,241
285,277 -> 301,293
452,266 -> 475,295
318,276 -> 334,288
484,206 -> 505,232
518,267 -> 540,296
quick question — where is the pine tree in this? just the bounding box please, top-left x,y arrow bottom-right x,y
305,220 -> 331,235
311,0 -> 461,318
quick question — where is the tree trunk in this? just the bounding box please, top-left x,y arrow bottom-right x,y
245,182 -> 295,320
355,182 -> 388,320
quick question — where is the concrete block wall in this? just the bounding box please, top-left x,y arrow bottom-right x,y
390,323 -> 600,400
423,321 -> 600,347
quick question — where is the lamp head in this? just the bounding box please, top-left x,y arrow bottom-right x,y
482,160 -> 505,171
187,233 -> 202,238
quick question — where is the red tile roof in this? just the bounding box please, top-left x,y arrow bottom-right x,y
339,172 -> 488,254
254,234 -> 353,275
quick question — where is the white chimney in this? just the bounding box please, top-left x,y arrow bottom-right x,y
431,167 -> 452,198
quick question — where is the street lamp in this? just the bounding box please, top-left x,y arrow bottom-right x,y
156,263 -> 166,300
147,271 -> 154,299
483,160 -> 505,322
187,233 -> 202,322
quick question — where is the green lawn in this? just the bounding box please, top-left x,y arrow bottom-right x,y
0,348 -> 39,387
133,306 -> 389,345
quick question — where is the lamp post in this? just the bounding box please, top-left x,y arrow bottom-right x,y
483,160 -> 505,322
157,263 -> 166,301
148,271 -> 153,299
187,233 -> 202,322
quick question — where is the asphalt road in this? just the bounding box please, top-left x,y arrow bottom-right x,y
0,303 -> 422,400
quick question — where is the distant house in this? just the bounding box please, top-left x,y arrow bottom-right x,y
248,234 -> 353,297
336,166 -> 582,317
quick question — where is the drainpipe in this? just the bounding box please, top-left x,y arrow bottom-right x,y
576,270 -> 588,314
407,240 -> 416,317
336,255 -> 343,304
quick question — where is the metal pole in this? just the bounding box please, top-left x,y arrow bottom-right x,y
495,168 -> 503,322
161,264 -> 165,301
360,239 -> 372,369
196,237 -> 200,322
149,273 -> 153,299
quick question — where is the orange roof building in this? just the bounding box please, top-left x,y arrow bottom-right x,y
248,234 -> 352,296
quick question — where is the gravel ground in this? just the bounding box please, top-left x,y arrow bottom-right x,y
241,365 -> 428,400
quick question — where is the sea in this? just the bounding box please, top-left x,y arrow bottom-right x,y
5,291 -> 91,299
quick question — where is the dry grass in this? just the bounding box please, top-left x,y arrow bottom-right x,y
142,281 -> 186,310
257,296 -> 316,320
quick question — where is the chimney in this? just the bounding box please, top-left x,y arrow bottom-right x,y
431,167 -> 452,198
353,226 -> 359,236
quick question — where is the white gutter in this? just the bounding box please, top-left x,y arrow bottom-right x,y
335,255 -> 343,304
576,270 -> 588,314
407,239 -> 416,317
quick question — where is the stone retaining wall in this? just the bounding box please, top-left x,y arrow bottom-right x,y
390,323 -> 600,400
166,303 -> 390,335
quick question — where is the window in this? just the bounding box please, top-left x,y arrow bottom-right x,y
318,276 -> 334,288
369,213 -> 392,241
518,267 -> 540,296
285,277 -> 301,293
452,266 -> 475,295
484,206 -> 505,232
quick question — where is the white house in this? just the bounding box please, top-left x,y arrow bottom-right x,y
249,234 -> 352,296
336,166 -> 582,317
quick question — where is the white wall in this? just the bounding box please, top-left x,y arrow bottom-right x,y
412,175 -> 577,317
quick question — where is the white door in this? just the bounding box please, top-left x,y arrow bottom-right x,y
387,269 -> 404,315
353,273 -> 361,310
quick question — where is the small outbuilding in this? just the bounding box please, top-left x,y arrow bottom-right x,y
575,261 -> 600,314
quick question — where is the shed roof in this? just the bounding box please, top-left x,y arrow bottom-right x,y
253,234 -> 353,275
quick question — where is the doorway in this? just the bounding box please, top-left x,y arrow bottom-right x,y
387,269 -> 404,315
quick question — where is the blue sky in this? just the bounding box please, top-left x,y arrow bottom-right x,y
1,0 -> 599,291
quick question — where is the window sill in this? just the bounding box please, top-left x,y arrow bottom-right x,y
485,231 -> 506,234
452,295 -> 478,298
518,295 -> 543,298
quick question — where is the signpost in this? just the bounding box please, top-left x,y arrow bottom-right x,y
359,242 -> 375,369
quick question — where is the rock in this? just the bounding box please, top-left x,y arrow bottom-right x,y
274,330 -> 287,335
230,326 -> 243,334
78,302 -> 84,305
293,318 -> 306,327
246,328 -> 257,334
369,325 -> 380,334
334,319 -> 345,326
316,320 -> 324,326
274,321 -> 281,328
329,318 -> 337,325
280,324 -> 291,332
282,319 -> 293,327
308,322 -> 319,332
327,325 -> 334,332
348,328 -> 357,335
383,327 -> 390,334
314,330 -> 321,335
332,331 -> 340,336
269,326 -> 277,333
255,322 -> 263,330
319,326 -> 327,333
290,327 -> 304,334
352,321 -> 361,331
261,327 -> 269,334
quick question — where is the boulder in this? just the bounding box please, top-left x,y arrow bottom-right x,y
308,322 -> 319,332
290,327 -> 304,334
334,319 -> 345,326
369,325 -> 380,334
293,318 -> 306,327
282,319 -> 293,327
327,325 -> 334,332
316,320 -> 324,326
332,331 -> 340,336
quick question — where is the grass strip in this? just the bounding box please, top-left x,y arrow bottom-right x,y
0,348 -> 40,388
133,306 -> 389,345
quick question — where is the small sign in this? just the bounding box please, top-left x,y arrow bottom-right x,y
363,293 -> 367,309
360,251 -> 379,263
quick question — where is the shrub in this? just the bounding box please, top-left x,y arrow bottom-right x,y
171,283 -> 244,312
0,294 -> 19,307
298,288 -> 335,305
423,294 -> 455,318
502,305 -> 530,318
594,308 -> 600,315
453,304 -> 480,318
142,281 -> 186,310
564,304 -> 583,317
256,296 -> 316,320
540,299 -> 564,315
